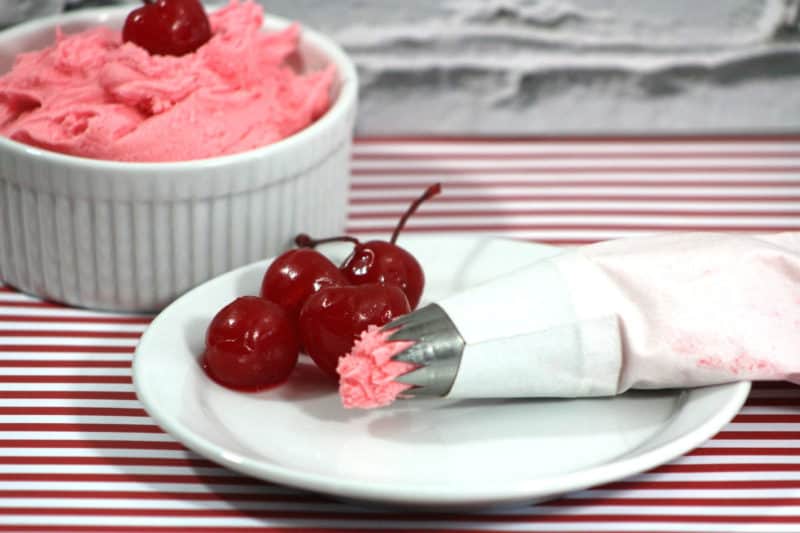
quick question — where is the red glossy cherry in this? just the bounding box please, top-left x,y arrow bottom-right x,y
298,183 -> 441,310
123,0 -> 212,57
341,184 -> 440,309
298,284 -> 411,380
202,296 -> 299,392
341,240 -> 425,310
260,248 -> 349,326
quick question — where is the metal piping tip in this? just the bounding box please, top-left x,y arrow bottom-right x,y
385,303 -> 465,398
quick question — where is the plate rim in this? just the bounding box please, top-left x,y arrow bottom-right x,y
133,235 -> 752,507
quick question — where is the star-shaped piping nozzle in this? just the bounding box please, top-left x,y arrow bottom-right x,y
386,304 -> 465,398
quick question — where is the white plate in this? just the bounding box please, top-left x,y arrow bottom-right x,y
133,235 -> 751,508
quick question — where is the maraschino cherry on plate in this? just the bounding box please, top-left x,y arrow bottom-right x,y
299,183 -> 442,310
202,296 -> 299,391
298,284 -> 410,380
260,248 -> 348,327
201,184 -> 441,390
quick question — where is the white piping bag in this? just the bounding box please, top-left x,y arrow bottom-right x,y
337,232 -> 800,408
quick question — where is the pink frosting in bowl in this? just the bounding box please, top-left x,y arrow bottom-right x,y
0,0 -> 335,163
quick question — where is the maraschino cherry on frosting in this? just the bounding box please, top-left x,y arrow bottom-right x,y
123,0 -> 212,56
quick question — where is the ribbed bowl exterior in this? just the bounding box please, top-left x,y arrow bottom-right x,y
0,135 -> 353,311
0,8 -> 358,312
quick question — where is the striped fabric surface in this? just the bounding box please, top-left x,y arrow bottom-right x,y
2,135 -> 800,532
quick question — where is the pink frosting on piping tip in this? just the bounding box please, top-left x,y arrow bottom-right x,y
337,325 -> 416,409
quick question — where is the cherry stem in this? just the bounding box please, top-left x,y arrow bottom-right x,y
295,233 -> 360,249
390,183 -> 442,244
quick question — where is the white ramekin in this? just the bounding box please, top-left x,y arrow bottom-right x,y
0,6 -> 358,312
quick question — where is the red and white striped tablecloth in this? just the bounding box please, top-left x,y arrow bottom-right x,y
2,135 -> 800,532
